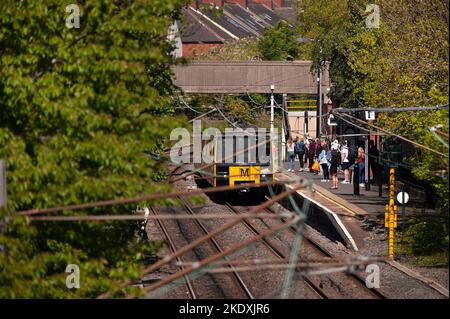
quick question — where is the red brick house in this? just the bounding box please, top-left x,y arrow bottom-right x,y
170,0 -> 294,58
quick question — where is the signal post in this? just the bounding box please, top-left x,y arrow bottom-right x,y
385,168 -> 398,260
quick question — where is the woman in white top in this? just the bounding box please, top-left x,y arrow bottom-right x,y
340,141 -> 350,184
287,138 -> 296,172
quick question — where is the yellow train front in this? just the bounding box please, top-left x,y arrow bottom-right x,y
197,129 -> 278,196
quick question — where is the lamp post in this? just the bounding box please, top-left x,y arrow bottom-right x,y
270,84 -> 275,134
297,37 -> 323,138
317,44 -> 323,137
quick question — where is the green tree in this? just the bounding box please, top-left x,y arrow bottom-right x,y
0,0 -> 188,298
258,21 -> 299,61
296,0 -> 449,258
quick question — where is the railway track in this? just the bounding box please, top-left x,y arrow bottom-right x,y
167,164 -> 384,298
148,206 -> 197,299
150,198 -> 254,299
262,205 -> 389,299
164,164 -> 446,299
225,203 -> 329,299
179,197 -> 255,299
150,202 -> 254,299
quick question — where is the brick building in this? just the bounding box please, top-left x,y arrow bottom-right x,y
172,1 -> 294,58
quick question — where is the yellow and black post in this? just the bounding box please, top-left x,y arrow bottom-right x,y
384,167 -> 397,259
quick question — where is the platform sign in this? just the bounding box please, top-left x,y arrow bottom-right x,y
396,191 -> 409,205
365,111 -> 376,121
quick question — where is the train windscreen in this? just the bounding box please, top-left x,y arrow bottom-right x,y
216,132 -> 272,165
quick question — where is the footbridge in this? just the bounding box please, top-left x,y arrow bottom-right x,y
171,60 -> 330,94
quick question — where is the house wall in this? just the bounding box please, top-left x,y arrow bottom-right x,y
288,111 -> 318,139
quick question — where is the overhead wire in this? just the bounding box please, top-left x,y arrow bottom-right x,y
337,112 -> 449,158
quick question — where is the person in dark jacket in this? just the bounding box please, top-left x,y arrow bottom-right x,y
295,137 -> 306,171
330,144 -> 341,189
308,138 -> 317,173
315,138 -> 323,176
368,140 -> 379,185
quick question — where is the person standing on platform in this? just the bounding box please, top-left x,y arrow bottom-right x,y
316,138 -> 323,176
357,147 -> 366,187
330,143 -> 341,189
295,137 -> 306,171
318,144 -> 331,182
340,140 -> 350,184
287,138 -> 296,172
308,138 -> 317,173
368,140 -> 379,185
304,136 -> 310,170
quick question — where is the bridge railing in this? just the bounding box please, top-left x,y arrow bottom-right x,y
286,99 -> 317,112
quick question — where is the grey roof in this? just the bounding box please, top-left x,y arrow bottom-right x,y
273,7 -> 298,24
201,6 -> 255,38
247,3 -> 283,27
223,4 -> 266,36
181,4 -> 291,42
180,7 -> 234,43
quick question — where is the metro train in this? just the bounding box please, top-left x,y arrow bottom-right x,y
195,129 -> 279,196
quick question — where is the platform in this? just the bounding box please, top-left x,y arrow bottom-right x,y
274,167 -> 430,251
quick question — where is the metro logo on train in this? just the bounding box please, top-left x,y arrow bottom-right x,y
229,166 -> 261,186
240,168 -> 250,177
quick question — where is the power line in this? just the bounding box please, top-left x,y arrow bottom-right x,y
178,96 -> 205,114
338,113 -> 449,158
333,104 -> 449,113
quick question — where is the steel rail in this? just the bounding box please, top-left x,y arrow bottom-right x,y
226,203 -> 329,299
148,206 -> 197,299
265,206 -> 389,299
180,198 -> 255,299
98,183 -> 303,299
138,213 -> 302,298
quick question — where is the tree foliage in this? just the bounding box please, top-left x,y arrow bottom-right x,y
296,0 -> 449,255
0,0 -> 188,298
258,21 -> 299,61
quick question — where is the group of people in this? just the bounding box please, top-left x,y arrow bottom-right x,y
287,136 -> 378,190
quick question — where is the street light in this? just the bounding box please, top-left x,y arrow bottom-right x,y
270,84 -> 275,134
296,37 -> 324,138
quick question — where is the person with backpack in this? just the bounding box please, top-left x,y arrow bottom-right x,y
318,144 -> 331,182
295,137 -> 306,171
330,144 -> 341,189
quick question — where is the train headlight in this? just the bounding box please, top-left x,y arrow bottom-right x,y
223,174 -> 228,178
261,174 -> 266,178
